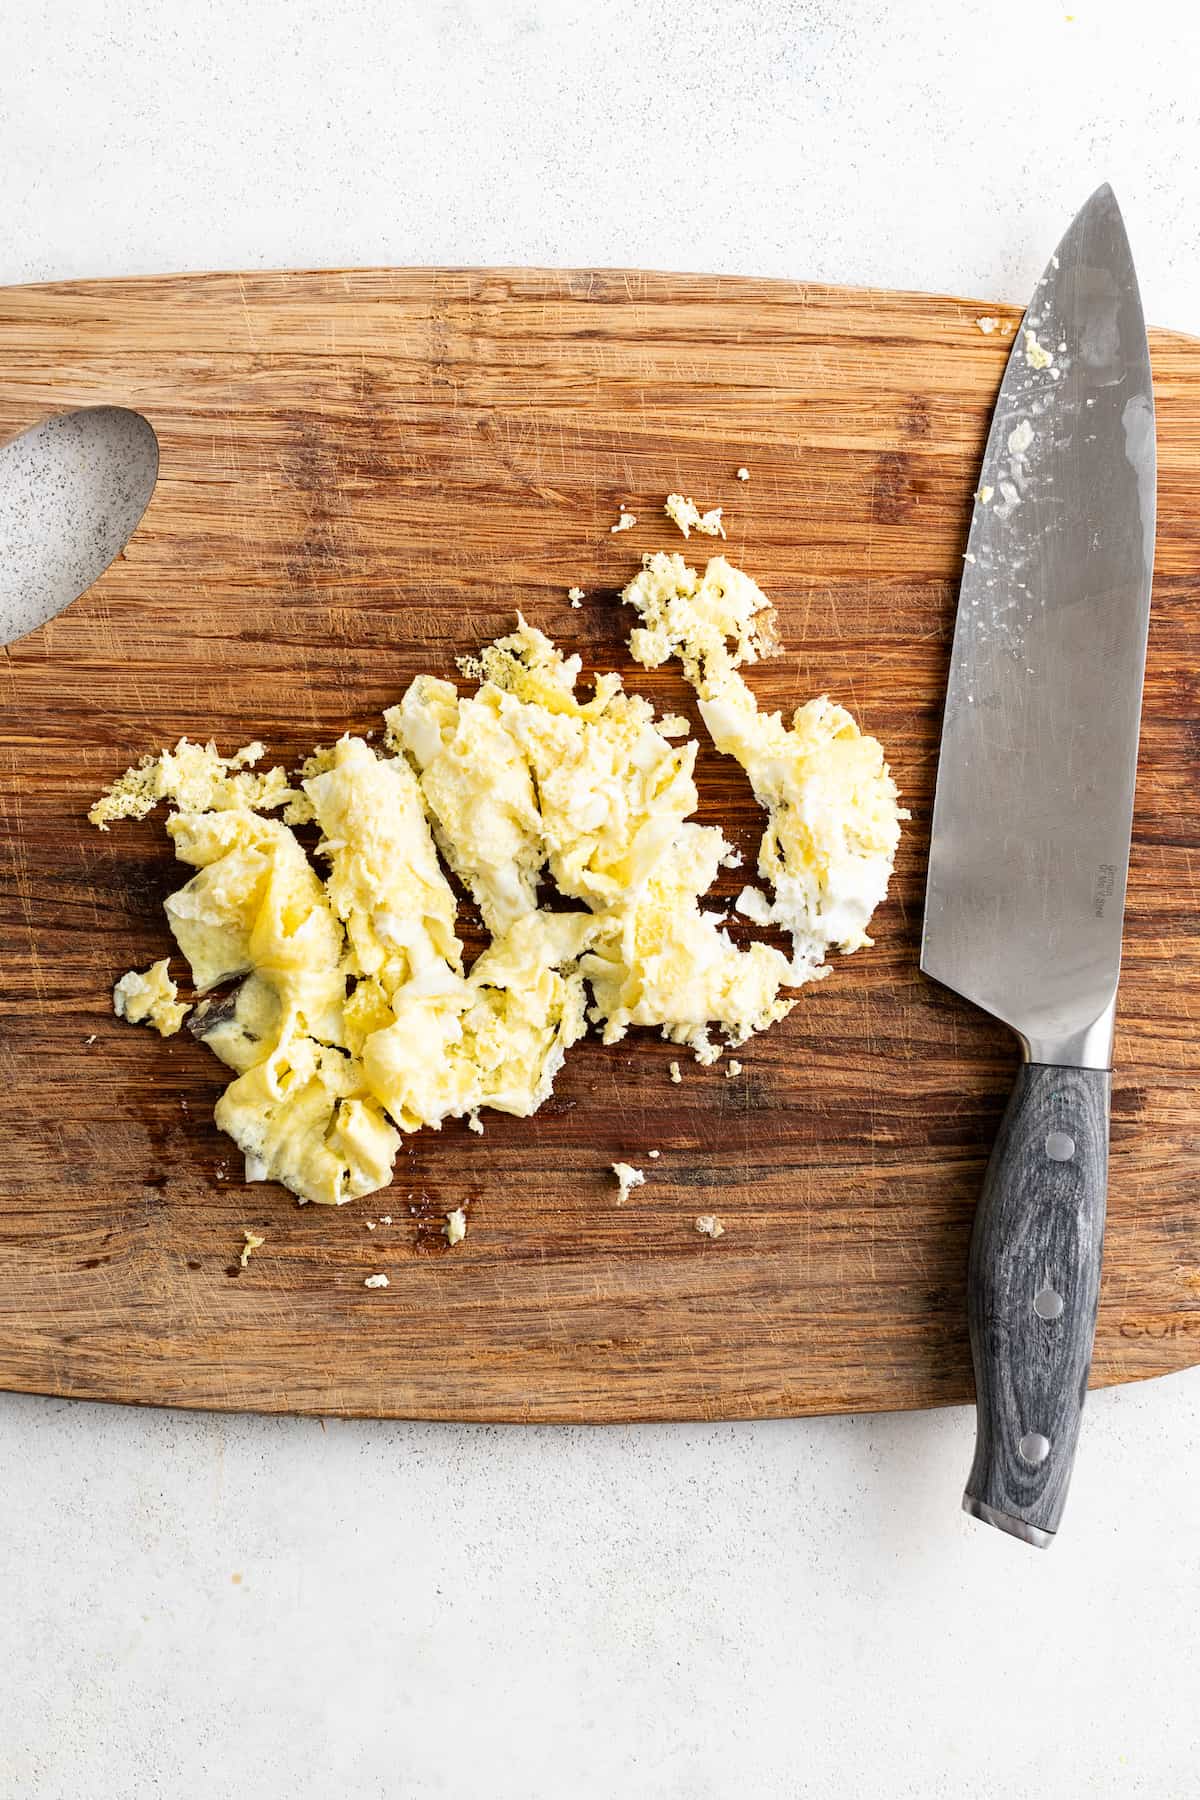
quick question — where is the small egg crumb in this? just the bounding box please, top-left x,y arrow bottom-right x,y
239,1229 -> 265,1267
84,1033 -> 97,1046
976,316 -> 1001,335
113,959 -> 190,1037
669,1061 -> 682,1084
445,1208 -> 467,1246
379,1215 -> 392,1225
725,1060 -> 742,1077
664,494 -> 726,541
611,511 -> 637,534
736,467 -> 750,481
976,485 -> 993,506
695,1214 -> 725,1238
1008,419 -> 1034,457
467,1111 -> 484,1135
365,1220 -> 376,1230
568,587 -> 584,608
364,1272 -> 389,1288
648,1149 -> 661,1159
611,1161 -> 645,1205
1024,329 -> 1054,372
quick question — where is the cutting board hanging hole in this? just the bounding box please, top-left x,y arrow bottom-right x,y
0,407 -> 158,647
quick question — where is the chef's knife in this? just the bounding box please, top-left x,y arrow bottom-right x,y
921,185 -> 1156,1546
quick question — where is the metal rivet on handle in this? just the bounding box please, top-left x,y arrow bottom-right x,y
1034,1286 -> 1064,1320
1019,1431 -> 1052,1465
1045,1130 -> 1076,1161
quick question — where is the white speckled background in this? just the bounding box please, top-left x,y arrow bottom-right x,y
3,3 -> 1199,1795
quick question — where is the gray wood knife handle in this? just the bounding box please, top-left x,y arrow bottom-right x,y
964,1061 -> 1111,1546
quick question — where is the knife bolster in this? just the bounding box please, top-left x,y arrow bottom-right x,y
1019,993 -> 1116,1072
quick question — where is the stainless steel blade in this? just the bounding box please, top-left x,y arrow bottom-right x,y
921,185 -> 1156,1068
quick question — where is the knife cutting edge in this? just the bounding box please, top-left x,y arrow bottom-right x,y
921,185 -> 1157,1546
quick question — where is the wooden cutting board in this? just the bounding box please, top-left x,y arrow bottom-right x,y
2,267 -> 1199,1422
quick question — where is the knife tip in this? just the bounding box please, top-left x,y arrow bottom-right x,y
1082,179 -> 1121,223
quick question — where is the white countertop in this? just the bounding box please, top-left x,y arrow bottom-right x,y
3,3 -> 1199,1794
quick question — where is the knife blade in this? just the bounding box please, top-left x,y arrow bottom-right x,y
921,185 -> 1156,1546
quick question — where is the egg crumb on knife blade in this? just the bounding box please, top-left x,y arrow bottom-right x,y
91,540 -> 904,1218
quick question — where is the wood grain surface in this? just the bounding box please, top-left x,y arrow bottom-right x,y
1,267 -> 1198,1422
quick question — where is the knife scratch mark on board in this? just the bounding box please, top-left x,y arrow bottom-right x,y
236,274 -> 260,355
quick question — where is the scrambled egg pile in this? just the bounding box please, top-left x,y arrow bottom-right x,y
92,556 -> 902,1209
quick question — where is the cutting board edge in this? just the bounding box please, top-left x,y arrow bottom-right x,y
2,260 -> 1196,335
1,1349 -> 1195,1425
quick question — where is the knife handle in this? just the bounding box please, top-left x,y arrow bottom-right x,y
964,1060 -> 1111,1546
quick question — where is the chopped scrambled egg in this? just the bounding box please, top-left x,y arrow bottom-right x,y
581,838 -> 792,1063
113,959 -> 189,1036
93,540 -> 901,1217
445,1208 -> 468,1245
611,511 -> 637,533
622,551 -> 905,977
363,1272 -> 389,1288
89,739 -> 295,829
664,494 -> 726,540
622,553 -> 779,693
695,1214 -> 725,1238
